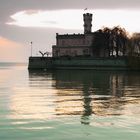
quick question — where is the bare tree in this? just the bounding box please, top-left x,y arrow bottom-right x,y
130,33 -> 140,56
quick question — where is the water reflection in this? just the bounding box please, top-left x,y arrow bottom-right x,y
28,70 -> 140,124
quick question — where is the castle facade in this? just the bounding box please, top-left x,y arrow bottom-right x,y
52,13 -> 95,57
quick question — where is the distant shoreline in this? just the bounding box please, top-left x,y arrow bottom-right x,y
0,62 -> 27,66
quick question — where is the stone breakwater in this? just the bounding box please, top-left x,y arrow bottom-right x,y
28,56 -> 140,70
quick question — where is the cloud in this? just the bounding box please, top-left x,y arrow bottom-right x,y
1,0 -> 140,24
25,10 -> 40,15
7,10 -> 83,30
6,9 -> 140,33
1,0 -> 140,11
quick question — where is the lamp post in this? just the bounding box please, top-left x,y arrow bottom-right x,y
31,41 -> 33,57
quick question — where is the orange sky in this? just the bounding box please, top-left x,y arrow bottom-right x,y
0,37 -> 28,62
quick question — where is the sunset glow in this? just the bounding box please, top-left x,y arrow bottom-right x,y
0,36 -> 22,47
0,36 -> 26,62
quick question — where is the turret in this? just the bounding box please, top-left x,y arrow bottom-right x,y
83,13 -> 92,34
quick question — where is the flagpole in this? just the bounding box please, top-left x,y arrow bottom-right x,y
84,8 -> 88,11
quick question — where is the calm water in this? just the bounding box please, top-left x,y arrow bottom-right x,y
0,63 -> 140,140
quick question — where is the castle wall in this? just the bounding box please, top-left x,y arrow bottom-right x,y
53,33 -> 94,57
85,34 -> 94,46
57,38 -> 85,46
56,34 -> 94,47
52,46 -> 92,57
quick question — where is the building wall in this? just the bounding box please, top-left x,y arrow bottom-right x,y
56,34 -> 94,47
85,34 -> 94,46
57,38 -> 85,47
52,46 -> 92,57
53,33 -> 94,57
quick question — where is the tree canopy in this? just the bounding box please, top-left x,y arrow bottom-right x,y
129,33 -> 140,56
92,26 -> 129,57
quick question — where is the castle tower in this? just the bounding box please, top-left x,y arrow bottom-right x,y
83,13 -> 92,34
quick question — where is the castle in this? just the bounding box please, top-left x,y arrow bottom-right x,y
52,13 -> 96,57
28,13 -> 140,70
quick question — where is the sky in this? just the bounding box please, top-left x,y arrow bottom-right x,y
0,0 -> 140,62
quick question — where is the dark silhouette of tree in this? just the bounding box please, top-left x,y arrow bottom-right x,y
92,29 -> 106,57
112,26 -> 129,56
102,27 -> 112,56
129,33 -> 140,56
92,26 -> 129,57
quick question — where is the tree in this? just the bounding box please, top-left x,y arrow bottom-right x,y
110,26 -> 129,57
92,26 -> 129,57
102,27 -> 112,56
92,28 -> 112,57
129,33 -> 140,56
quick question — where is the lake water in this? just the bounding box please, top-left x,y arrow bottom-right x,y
0,63 -> 140,140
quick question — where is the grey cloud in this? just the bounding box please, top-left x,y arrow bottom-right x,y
0,0 -> 140,23
1,0 -> 140,13
0,0 -> 139,23
25,10 -> 40,15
